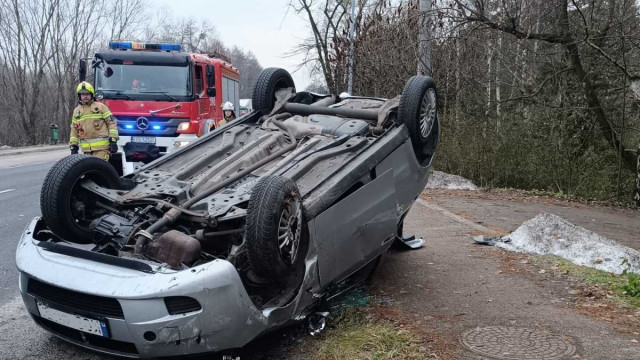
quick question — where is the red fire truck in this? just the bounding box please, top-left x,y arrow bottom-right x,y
81,41 -> 240,175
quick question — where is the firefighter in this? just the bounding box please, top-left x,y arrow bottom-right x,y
212,102 -> 236,130
131,79 -> 140,92
222,101 -> 236,123
69,81 -> 118,161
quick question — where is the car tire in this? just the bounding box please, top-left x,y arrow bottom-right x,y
251,68 -> 296,114
398,75 -> 439,166
40,154 -> 121,243
246,175 -> 307,281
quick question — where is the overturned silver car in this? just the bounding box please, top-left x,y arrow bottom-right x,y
16,68 -> 439,358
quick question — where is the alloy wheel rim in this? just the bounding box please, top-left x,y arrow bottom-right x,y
277,196 -> 302,265
419,88 -> 436,139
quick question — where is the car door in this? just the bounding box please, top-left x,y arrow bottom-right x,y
314,169 -> 397,286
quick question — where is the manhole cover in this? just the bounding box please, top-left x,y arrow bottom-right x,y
461,326 -> 576,360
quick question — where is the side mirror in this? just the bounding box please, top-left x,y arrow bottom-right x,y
78,59 -> 87,81
206,64 -> 215,86
207,88 -> 216,97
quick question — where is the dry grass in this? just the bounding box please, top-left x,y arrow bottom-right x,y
296,307 -> 427,360
531,255 -> 640,309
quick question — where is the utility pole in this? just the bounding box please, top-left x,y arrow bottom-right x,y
418,0 -> 432,76
347,0 -> 356,94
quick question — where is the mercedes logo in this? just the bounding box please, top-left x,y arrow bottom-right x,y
136,117 -> 149,130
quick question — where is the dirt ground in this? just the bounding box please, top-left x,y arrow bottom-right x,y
368,189 -> 640,359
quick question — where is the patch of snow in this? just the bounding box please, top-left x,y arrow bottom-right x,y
427,170 -> 478,190
0,145 -> 12,150
497,213 -> 640,275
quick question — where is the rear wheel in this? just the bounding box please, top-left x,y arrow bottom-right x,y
251,68 -> 296,114
40,154 -> 120,243
246,175 -> 307,281
398,76 -> 439,166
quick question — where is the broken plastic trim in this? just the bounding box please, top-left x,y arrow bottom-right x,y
36,241 -> 154,273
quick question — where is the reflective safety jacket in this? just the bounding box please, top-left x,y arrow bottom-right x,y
69,101 -> 118,152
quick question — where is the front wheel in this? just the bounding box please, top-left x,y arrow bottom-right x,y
40,154 -> 121,243
246,175 -> 307,281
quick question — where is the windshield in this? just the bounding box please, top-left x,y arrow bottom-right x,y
95,62 -> 192,101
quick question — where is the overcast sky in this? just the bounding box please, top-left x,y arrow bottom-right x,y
153,0 -> 313,90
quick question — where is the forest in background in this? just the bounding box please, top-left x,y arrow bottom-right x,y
0,0 -> 263,147
294,0 -> 640,202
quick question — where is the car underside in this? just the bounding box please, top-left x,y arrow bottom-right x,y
16,68 -> 439,358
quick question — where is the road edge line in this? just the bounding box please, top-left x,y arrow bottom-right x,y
416,198 -> 500,235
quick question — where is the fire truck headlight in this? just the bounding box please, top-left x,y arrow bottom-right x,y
174,141 -> 190,148
177,122 -> 190,131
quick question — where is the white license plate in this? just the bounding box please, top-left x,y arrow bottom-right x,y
131,136 -> 156,144
37,300 -> 110,338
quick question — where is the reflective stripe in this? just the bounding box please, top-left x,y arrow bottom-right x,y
80,140 -> 110,148
79,114 -> 104,120
109,129 -> 118,134
81,137 -> 109,143
72,115 -> 103,124
103,111 -> 112,117
69,136 -> 79,144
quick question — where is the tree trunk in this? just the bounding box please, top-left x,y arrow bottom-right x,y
565,41 -> 636,172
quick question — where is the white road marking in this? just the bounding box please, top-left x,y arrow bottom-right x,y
0,189 -> 16,194
416,198 -> 500,235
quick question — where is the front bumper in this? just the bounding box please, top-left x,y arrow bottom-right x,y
15,218 -> 269,358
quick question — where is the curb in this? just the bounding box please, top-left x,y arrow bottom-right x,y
0,145 -> 68,157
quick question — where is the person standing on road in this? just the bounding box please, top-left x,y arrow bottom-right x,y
213,102 -> 236,130
69,81 -> 118,161
223,101 -> 236,123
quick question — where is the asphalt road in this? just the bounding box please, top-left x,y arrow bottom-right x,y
0,150 -> 68,307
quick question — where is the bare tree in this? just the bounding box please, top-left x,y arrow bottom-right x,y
0,0 -> 147,145
0,0 -> 61,144
294,0 -> 640,201
228,47 -> 264,98
442,0 -> 637,171
108,0 -> 147,40
291,0 -> 354,93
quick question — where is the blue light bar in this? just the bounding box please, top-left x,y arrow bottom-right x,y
124,124 -> 134,129
108,41 -> 181,51
152,125 -> 162,130
109,41 -> 132,50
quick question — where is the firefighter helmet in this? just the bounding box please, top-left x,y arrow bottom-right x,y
76,81 -> 95,95
222,102 -> 234,111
